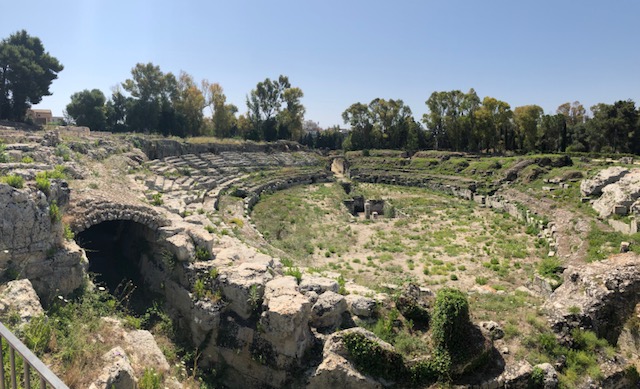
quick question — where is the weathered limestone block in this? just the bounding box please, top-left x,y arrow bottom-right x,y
581,166 -> 629,197
311,291 -> 347,329
88,347 -> 136,389
185,225 -> 215,254
220,262 -> 273,320
0,279 -> 44,324
263,276 -> 299,302
345,295 -> 376,318
259,289 -> 312,367
123,330 -> 171,374
299,275 -> 339,294
165,233 -> 195,262
495,360 -> 533,389
480,320 -> 505,340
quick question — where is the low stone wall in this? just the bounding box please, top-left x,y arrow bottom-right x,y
243,172 -> 332,211
134,137 -> 309,160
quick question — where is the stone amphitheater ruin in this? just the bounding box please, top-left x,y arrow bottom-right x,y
2,127 -> 640,388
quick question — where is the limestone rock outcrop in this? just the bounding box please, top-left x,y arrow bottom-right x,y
544,253 -> 640,344
581,166 -> 629,197
88,347 -> 136,389
310,291 -> 347,330
306,328 -> 387,389
592,170 -> 640,217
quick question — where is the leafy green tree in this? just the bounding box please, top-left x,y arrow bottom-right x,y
202,80 -> 237,138
246,75 -> 304,141
513,105 -> 543,152
588,100 -> 639,153
122,62 -> 178,134
342,102 -> 377,150
65,89 -> 107,131
105,86 -> 128,133
538,114 -> 567,152
0,30 -> 63,121
174,71 -> 205,137
423,91 -> 449,150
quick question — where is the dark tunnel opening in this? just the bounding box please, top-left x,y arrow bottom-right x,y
76,220 -> 159,315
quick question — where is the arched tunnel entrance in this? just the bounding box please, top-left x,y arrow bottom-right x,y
76,220 -> 159,315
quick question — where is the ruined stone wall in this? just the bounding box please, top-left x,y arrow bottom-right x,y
134,138 -> 308,160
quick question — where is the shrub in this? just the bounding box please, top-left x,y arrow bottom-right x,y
284,267 -> 302,284
54,144 -> 71,161
431,288 -> 470,356
139,368 -> 162,389
342,331 -> 405,382
150,192 -> 163,206
538,256 -> 562,280
3,174 -> 24,188
193,279 -> 206,299
63,224 -> 75,240
21,156 -> 34,163
35,174 -> 51,195
195,247 -> 210,261
49,201 -> 61,222
0,143 -> 7,163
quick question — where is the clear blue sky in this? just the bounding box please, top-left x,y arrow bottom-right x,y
3,0 -> 639,128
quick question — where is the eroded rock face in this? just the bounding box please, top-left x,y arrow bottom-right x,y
260,281 -> 313,367
0,183 -> 57,258
581,166 -> 629,197
545,253 -> 640,344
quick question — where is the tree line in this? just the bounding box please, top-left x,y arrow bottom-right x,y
66,64 -> 305,142
2,31 -> 640,155
341,90 -> 640,154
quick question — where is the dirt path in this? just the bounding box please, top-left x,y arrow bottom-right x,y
501,188 -> 607,266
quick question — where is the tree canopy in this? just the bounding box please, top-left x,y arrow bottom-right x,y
0,30 -> 63,121
65,89 -> 107,131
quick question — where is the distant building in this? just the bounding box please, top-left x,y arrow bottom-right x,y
26,109 -> 53,125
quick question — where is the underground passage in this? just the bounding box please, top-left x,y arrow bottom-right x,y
76,220 -> 158,314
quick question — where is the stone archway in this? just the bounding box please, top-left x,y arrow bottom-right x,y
76,219 -> 160,314
68,198 -> 169,235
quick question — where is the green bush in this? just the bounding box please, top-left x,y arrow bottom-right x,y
21,156 -> 34,163
195,247 -> 210,261
342,331 -> 405,382
284,267 -> 302,284
0,143 -> 7,163
35,174 -> 51,195
49,201 -> 61,223
431,288 -> 470,357
54,144 -> 71,161
63,224 -> 75,240
151,192 -> 163,206
3,174 -> 24,188
538,256 -> 562,280
139,368 -> 162,389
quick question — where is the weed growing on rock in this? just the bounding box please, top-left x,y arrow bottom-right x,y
49,201 -> 61,222
3,174 -> 24,188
